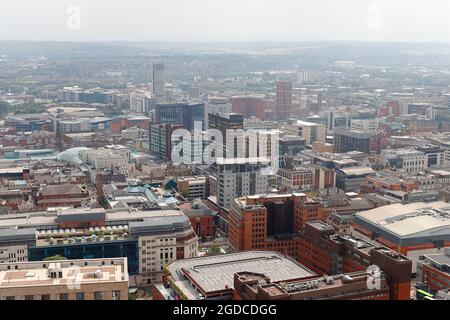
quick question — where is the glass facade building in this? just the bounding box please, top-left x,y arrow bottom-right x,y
28,240 -> 139,274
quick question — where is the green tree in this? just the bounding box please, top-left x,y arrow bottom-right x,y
0,101 -> 10,116
208,246 -> 222,256
12,102 -> 48,114
43,255 -> 68,261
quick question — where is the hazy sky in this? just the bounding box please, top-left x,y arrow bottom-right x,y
1,0 -> 450,42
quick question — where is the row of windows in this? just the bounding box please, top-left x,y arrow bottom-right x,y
3,291 -> 121,301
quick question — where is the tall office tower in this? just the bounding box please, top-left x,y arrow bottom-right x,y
317,93 -> 323,113
213,158 -> 269,209
231,96 -> 265,120
208,112 -> 244,158
327,111 -> 335,131
152,62 -> 165,105
149,123 -> 183,160
275,81 -> 293,120
154,102 -> 205,131
297,71 -> 308,85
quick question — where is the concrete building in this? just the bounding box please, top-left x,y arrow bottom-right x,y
176,176 -> 207,200
152,62 -> 165,105
0,258 -> 128,300
213,157 -> 269,209
383,148 -> 427,173
149,123 -> 183,160
129,215 -> 198,285
129,91 -> 152,114
0,207 -> 199,287
350,119 -> 379,132
282,120 -> 326,145
79,146 -> 130,173
159,251 -> 315,300
335,167 -> 376,193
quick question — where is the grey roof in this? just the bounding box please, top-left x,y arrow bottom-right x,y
128,215 -> 191,236
167,251 -> 316,299
0,228 -> 36,244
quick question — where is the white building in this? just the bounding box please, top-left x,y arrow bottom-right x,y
214,157 -> 269,209
297,71 -> 308,85
350,119 -> 379,132
129,91 -> 152,114
79,146 -> 130,173
129,214 -> 198,284
384,148 -> 427,173
282,120 -> 326,145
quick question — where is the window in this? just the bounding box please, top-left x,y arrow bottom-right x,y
25,295 -> 34,301
76,292 -> 85,300
6,296 -> 15,300
59,293 -> 69,300
112,291 -> 121,300
41,294 -> 50,300
94,291 -> 103,301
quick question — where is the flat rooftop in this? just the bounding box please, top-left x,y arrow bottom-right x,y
167,251 -> 315,299
340,167 -> 375,176
355,201 -> 450,238
0,259 -> 128,289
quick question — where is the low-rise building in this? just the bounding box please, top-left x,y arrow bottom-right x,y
0,258 -> 128,300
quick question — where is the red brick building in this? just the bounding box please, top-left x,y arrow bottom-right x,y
298,220 -> 412,300
37,184 -> 90,209
231,96 -> 265,120
178,201 -> 216,242
228,193 -> 325,260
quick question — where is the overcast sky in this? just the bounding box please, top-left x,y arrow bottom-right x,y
1,0 -> 450,42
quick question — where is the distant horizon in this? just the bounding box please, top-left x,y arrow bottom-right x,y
2,40 -> 450,45
2,0 -> 450,43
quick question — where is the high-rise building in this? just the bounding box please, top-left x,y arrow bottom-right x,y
154,102 -> 205,131
130,91 -> 152,114
149,123 -> 183,160
213,158 -> 269,209
275,81 -> 293,120
152,62 -> 165,105
297,71 -> 308,85
208,112 -> 244,158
